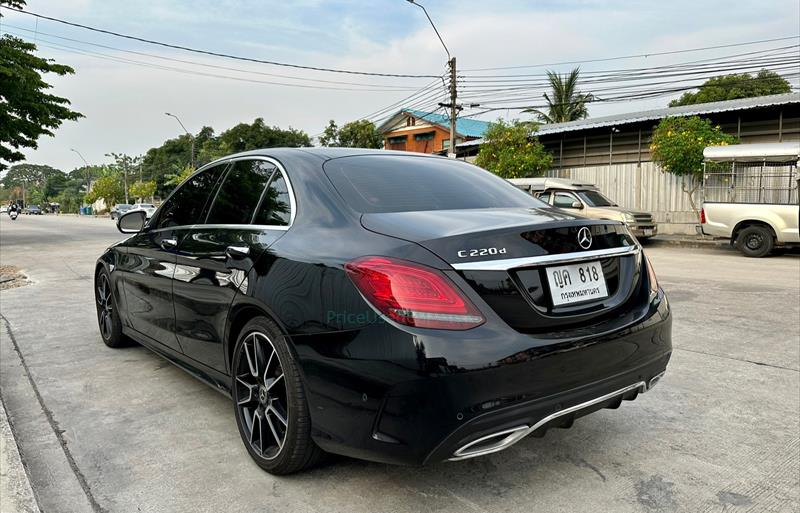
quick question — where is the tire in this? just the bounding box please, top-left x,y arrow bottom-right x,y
94,269 -> 131,348
231,317 -> 324,475
736,225 -> 774,258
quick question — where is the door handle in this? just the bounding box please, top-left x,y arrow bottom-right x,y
160,238 -> 178,250
225,245 -> 250,259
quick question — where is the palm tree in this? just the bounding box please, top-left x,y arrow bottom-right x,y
525,67 -> 593,123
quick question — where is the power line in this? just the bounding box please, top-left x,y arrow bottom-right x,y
3,6 -> 440,78
3,23 -> 428,89
12,34 -> 428,92
461,34 -> 800,72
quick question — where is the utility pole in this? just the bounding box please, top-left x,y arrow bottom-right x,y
407,0 -> 459,158
448,57 -> 457,158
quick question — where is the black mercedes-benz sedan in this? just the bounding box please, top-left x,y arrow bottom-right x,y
96,148 -> 671,474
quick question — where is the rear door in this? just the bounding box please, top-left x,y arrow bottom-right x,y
119,163 -> 228,350
173,157 -> 293,373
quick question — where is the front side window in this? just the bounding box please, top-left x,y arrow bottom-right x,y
155,164 -> 226,229
537,192 -> 552,204
553,192 -> 580,208
206,160 -> 276,225
254,172 -> 292,226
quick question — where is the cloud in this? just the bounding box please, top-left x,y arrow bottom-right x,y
6,0 -> 799,170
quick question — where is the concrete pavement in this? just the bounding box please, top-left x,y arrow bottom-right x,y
0,214 -> 798,513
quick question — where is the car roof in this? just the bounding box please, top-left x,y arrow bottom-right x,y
203,147 -> 449,166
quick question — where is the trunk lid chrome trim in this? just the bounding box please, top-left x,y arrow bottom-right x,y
451,245 -> 640,271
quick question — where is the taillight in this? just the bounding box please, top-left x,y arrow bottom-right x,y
644,252 -> 659,293
700,208 -> 706,224
344,256 -> 485,330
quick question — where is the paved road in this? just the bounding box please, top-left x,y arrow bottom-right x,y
1,214 -> 798,513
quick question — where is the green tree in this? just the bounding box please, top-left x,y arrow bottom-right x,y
1,163 -> 61,188
650,116 -> 738,220
85,173 -> 123,210
129,180 -> 156,202
0,1 -> 83,170
164,165 -> 195,187
669,70 -> 791,107
42,171 -> 68,201
475,119 -> 553,178
319,120 -> 339,147
318,119 -> 382,148
524,67 -> 593,123
216,117 -> 311,153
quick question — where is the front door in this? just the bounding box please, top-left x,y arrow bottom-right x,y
173,158 -> 293,372
119,162 -> 229,351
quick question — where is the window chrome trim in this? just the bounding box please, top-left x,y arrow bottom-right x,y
450,245 -> 640,271
217,155 -> 297,228
147,155 -> 296,234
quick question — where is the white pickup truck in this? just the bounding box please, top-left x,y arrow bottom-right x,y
701,142 -> 799,257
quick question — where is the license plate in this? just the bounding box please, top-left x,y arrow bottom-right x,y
643,229 -> 654,236
546,261 -> 609,306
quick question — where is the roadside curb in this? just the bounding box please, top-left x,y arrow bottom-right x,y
0,397 -> 40,513
645,237 -> 733,250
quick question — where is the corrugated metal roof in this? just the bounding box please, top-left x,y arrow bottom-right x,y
377,109 -> 490,138
457,92 -> 800,149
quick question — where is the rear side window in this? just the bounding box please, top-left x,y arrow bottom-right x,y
155,163 -> 226,229
206,160 -> 276,225
324,155 -> 544,213
254,173 -> 292,226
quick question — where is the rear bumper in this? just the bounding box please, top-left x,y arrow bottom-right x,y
294,290 -> 672,466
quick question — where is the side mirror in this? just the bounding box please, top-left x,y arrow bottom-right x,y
570,201 -> 584,209
117,210 -> 147,233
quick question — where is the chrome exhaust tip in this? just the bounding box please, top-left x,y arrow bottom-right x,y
647,371 -> 666,391
448,425 -> 530,461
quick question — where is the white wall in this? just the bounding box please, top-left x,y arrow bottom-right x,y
547,163 -> 699,235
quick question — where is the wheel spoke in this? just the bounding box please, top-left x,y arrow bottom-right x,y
264,347 -> 276,383
268,405 -> 287,426
236,377 -> 257,405
244,338 -> 258,378
266,413 -> 283,450
103,313 -> 112,336
254,410 -> 266,454
266,373 -> 283,391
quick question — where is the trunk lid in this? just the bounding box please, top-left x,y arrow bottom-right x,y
361,207 -> 644,333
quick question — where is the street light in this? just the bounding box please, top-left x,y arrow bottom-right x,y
165,112 -> 195,169
406,1 -> 458,157
71,148 -> 92,204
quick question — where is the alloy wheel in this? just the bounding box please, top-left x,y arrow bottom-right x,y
96,274 -> 114,340
234,332 -> 289,460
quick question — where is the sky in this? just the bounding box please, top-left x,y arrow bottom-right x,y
2,0 -> 799,171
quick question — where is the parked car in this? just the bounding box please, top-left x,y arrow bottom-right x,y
110,203 -> 132,220
0,205 -> 7,214
510,178 -> 658,240
24,204 -> 43,215
98,149 -> 671,474
129,203 -> 157,219
701,142 -> 799,257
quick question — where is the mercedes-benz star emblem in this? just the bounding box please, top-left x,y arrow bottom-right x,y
577,227 -> 592,249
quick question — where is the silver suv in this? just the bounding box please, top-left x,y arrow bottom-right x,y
510,178 -> 658,240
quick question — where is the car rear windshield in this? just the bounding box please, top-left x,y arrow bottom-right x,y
324,155 -> 544,213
